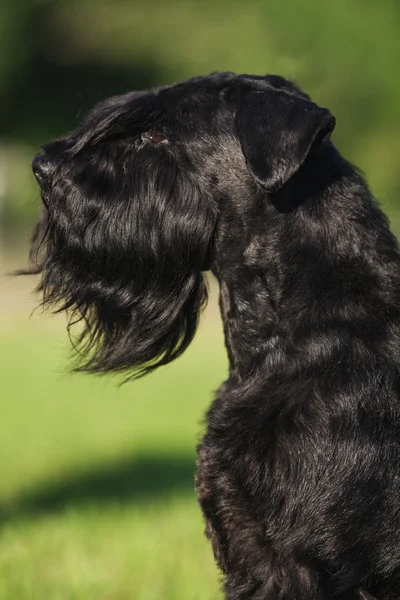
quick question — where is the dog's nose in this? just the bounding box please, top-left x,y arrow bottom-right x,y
32,153 -> 52,185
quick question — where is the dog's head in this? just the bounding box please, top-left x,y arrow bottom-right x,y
29,72 -> 335,377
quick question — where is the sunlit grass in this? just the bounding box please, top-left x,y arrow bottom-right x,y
0,316 -> 227,599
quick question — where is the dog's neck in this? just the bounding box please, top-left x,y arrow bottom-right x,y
212,145 -> 400,383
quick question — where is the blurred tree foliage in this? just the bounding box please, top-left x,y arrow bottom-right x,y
0,0 -> 399,231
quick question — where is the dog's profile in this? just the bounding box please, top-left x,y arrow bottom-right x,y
28,72 -> 400,599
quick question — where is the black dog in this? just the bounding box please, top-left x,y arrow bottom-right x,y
28,72 -> 400,599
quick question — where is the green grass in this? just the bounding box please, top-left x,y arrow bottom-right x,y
0,315 -> 227,599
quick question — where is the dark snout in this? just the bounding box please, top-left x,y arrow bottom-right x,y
32,153 -> 53,186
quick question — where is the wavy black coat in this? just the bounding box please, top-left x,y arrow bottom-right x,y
29,73 -> 400,599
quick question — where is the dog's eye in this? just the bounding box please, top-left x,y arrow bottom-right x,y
141,129 -> 167,144
150,129 -> 167,143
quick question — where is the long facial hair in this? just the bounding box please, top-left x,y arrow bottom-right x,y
29,137 -> 217,379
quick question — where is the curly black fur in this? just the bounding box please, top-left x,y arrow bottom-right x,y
28,72 -> 400,599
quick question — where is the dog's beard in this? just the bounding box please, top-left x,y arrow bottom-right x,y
29,146 -> 217,379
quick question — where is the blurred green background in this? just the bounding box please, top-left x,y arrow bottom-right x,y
0,1 -> 399,598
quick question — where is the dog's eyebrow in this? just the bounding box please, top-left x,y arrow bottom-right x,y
69,92 -> 161,152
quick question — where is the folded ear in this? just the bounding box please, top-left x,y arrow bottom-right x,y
236,88 -> 335,192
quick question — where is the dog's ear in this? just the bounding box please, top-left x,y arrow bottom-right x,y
236,88 -> 335,192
